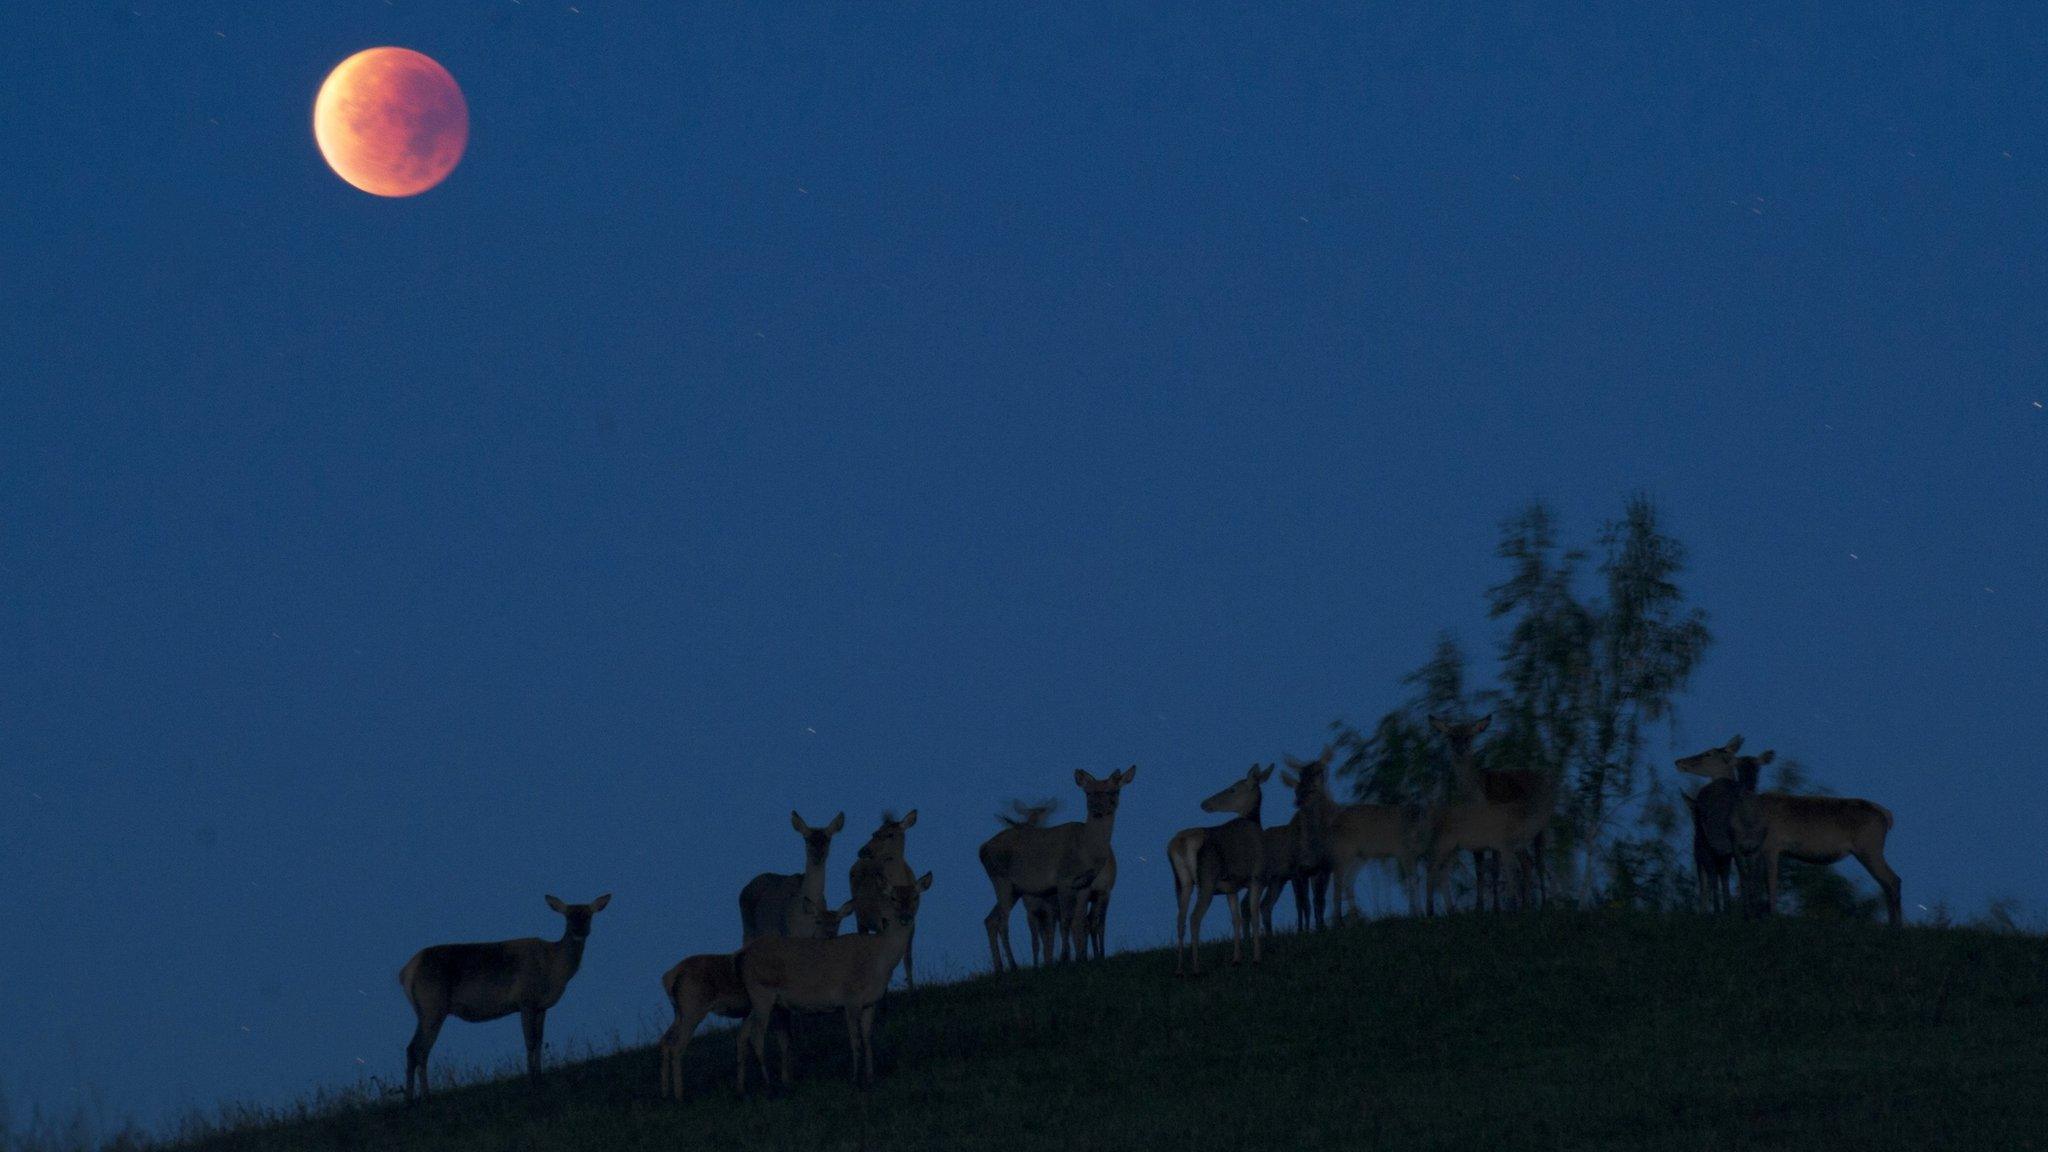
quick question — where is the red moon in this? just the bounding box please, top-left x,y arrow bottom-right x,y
313,48 -> 468,198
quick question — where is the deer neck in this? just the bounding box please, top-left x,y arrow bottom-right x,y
1080,806 -> 1119,853
546,930 -> 588,996
799,852 -> 828,907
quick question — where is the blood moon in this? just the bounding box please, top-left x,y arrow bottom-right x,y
313,47 -> 468,197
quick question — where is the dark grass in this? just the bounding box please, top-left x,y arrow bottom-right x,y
169,913 -> 2048,1152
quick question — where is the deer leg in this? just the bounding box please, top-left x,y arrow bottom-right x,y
520,1008 -> 546,1084
1222,883 -> 1246,965
404,1009 -> 445,1104
1856,850 -> 1903,928
1236,877 -> 1253,959
1173,864 -> 1195,964
1764,851 -> 1782,917
1187,884 -> 1214,975
1090,889 -> 1111,959
1312,868 -> 1330,930
985,881 -> 1018,973
904,923 -> 916,987
772,1007 -> 793,1088
844,1006 -> 863,1086
861,1003 -> 879,1086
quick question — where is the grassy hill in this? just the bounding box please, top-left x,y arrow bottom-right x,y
172,913 -> 2047,1152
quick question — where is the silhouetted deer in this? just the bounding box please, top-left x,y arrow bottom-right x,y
979,767 -> 1135,971
1675,736 -> 1773,913
657,897 -> 855,1099
739,811 -> 846,942
398,893 -> 610,1103
736,872 -> 933,1091
1681,736 -> 1903,927
1173,764 -> 1271,975
849,810 -> 920,986
1425,716 -> 1555,913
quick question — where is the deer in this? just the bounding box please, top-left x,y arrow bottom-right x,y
739,811 -> 847,942
735,872 -> 934,1092
1678,736 -> 1903,927
1293,753 -> 1426,923
1171,764 -> 1271,976
996,802 -> 1069,964
398,893 -> 610,1103
1424,715 -> 1556,915
1674,736 -> 1773,914
1429,715 -> 1551,910
657,896 -> 857,1100
848,810 -> 920,987
979,766 -> 1136,971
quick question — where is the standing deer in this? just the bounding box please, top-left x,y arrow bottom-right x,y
739,811 -> 847,942
657,896 -> 856,1100
1278,746 -> 1339,930
1298,751 -> 1426,924
1430,715 -> 1550,909
979,766 -> 1136,971
1674,736 -> 1771,913
398,893 -> 611,1103
849,810 -> 920,986
1173,764 -> 1271,976
736,872 -> 934,1091
1679,736 -> 1903,927
1424,716 -> 1556,915
997,802 -> 1069,964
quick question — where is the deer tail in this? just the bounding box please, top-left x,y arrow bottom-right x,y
398,952 -> 420,995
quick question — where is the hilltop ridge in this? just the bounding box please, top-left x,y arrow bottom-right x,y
175,913 -> 2047,1152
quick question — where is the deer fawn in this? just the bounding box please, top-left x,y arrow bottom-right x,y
735,872 -> 934,1091
997,803 -> 1069,964
657,897 -> 855,1100
739,811 -> 846,942
398,893 -> 610,1103
849,810 -> 920,986
979,767 -> 1135,971
1173,764 -> 1271,976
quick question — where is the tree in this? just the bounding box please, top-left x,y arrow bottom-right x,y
1336,495 -> 1712,907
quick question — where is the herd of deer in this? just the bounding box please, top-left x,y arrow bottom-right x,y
392,718 -> 1901,1104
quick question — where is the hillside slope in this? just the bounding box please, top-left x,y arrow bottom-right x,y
177,913 -> 2047,1152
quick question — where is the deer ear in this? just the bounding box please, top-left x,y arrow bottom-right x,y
1074,769 -> 1098,788
1725,734 -> 1745,753
545,895 -> 567,913
590,893 -> 611,912
1256,765 -> 1275,782
790,811 -> 808,834
1119,765 -> 1138,784
1281,771 -> 1299,789
1756,750 -> 1776,765
917,871 -> 934,891
827,812 -> 846,834
900,809 -> 918,829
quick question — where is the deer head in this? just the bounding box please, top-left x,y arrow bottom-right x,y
1201,763 -> 1274,816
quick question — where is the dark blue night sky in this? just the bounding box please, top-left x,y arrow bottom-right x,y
3,1 -> 2044,1131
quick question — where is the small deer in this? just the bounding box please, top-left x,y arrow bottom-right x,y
739,811 -> 847,942
657,896 -> 855,1100
398,893 -> 611,1103
979,767 -> 1136,971
735,872 -> 934,1091
849,810 -> 920,986
1679,736 -> 1903,927
1174,764 -> 1272,976
1674,736 -> 1771,913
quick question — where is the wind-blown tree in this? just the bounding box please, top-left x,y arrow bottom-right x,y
1337,495 -> 1712,907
